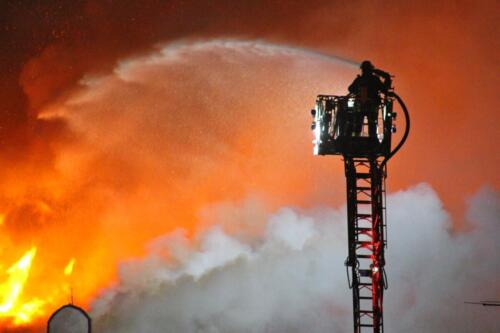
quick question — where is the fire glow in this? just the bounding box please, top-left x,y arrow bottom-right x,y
0,39 -> 351,328
0,245 -> 80,327
0,241 -> 80,326
64,258 -> 75,276
0,247 -> 40,325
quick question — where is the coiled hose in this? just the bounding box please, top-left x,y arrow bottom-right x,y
380,92 -> 410,169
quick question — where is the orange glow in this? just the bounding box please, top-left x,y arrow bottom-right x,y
0,248 -> 40,324
64,258 -> 75,276
0,245 -> 83,327
13,298 -> 45,325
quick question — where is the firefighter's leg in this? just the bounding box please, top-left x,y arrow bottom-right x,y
353,114 -> 362,136
368,108 -> 378,139
354,106 -> 366,136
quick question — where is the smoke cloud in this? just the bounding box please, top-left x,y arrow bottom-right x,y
90,184 -> 499,333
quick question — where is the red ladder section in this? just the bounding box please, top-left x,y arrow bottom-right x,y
344,158 -> 388,333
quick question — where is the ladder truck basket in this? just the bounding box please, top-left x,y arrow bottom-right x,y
311,95 -> 395,157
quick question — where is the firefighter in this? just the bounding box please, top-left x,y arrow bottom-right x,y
348,60 -> 391,139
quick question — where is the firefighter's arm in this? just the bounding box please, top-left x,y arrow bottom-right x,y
348,76 -> 360,94
373,68 -> 392,92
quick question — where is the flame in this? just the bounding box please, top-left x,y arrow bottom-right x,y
0,247 -> 40,324
0,248 -> 84,327
13,298 -> 45,325
64,258 -> 76,276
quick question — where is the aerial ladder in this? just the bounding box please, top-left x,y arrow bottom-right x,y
310,77 -> 410,333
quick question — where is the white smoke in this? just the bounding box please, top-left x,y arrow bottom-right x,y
90,184 -> 499,333
386,185 -> 499,332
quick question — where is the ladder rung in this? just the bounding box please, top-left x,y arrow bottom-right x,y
356,173 -> 371,179
360,324 -> 374,327
360,310 -> 374,314
357,214 -> 372,219
356,227 -> 372,232
356,186 -> 372,191
359,269 -> 372,277
357,254 -> 372,259
360,296 -> 373,300
356,200 -> 372,204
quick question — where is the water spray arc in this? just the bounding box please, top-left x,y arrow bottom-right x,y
310,82 -> 410,332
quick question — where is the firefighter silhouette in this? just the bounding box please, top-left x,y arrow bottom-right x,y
348,60 -> 391,139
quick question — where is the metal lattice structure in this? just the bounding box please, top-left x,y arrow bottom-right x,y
344,157 -> 387,332
310,92 -> 409,333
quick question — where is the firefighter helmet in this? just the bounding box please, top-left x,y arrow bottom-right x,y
360,60 -> 374,72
